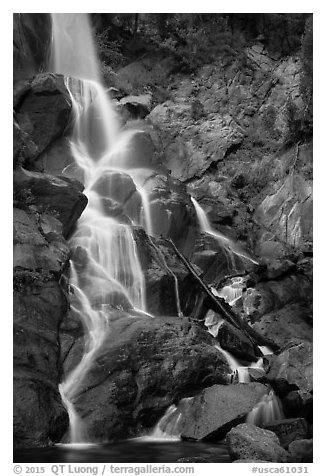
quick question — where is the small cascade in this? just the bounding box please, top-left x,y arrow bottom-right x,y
150,405 -> 182,441
204,316 -> 250,383
211,276 -> 245,306
149,397 -> 194,440
246,390 -> 285,426
191,197 -> 259,268
59,384 -> 85,443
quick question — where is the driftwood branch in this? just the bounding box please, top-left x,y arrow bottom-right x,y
168,239 -> 280,352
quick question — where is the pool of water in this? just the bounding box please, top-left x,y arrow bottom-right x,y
14,439 -> 231,463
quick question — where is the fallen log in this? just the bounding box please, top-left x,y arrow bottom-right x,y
168,238 -> 280,353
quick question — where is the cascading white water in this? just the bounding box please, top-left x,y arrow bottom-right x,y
50,13 -> 153,443
211,276 -> 245,306
246,390 -> 284,426
190,197 -> 259,268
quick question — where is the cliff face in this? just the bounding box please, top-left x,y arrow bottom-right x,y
13,14 -> 312,450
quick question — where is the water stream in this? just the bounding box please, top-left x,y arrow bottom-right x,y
191,196 -> 259,267
51,13 -> 153,443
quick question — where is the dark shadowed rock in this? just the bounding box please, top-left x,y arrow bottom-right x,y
121,120 -> 167,171
218,321 -> 258,362
288,439 -> 313,463
133,228 -> 201,316
13,167 -> 87,237
91,169 -> 142,223
61,316 -> 231,442
13,208 -> 70,274
252,302 -> 312,348
14,281 -> 69,447
118,94 -> 152,120
263,418 -> 308,449
13,118 -> 38,168
32,137 -> 76,178
14,73 -> 72,161
13,13 -> 52,83
266,342 -> 313,397
142,173 -> 199,257
282,389 -> 313,422
226,423 -> 288,462
176,383 -> 269,441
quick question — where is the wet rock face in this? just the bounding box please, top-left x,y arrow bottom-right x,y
254,175 -> 313,256
13,202 -> 79,448
148,101 -> 244,182
177,383 -> 269,441
14,74 -> 72,164
61,316 -> 230,441
142,174 -> 199,256
133,228 -> 191,316
14,168 -> 87,238
14,281 -> 69,448
13,208 -> 70,274
13,13 -> 52,83
226,423 -> 288,462
266,342 -> 313,397
218,321 -> 258,362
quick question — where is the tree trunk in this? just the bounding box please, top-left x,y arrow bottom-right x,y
169,239 -> 280,352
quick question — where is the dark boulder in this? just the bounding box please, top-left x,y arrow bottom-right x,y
14,73 -> 72,162
218,321 -> 258,362
13,167 -> 87,237
282,390 -> 313,422
263,418 -> 308,449
13,118 -> 37,168
266,342 -> 313,397
32,137 -> 76,178
133,228 -> 198,317
13,13 -> 52,83
13,208 -> 70,274
121,120 -> 167,172
61,316 -> 231,442
176,383 -> 269,441
14,281 -> 69,448
288,439 -> 313,463
142,173 -> 199,257
242,274 -> 312,323
226,423 -> 288,462
252,302 -> 312,348
118,94 -> 152,120
91,169 -> 141,223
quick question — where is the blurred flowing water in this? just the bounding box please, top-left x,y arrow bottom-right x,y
50,13 -> 152,443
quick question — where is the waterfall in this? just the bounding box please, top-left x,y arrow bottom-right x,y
246,390 -> 284,426
50,13 -> 152,443
190,197 -> 259,267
